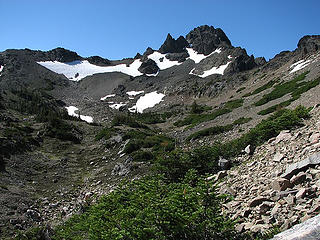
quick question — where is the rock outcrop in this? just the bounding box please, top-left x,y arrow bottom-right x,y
138,59 -> 159,75
159,34 -> 189,54
186,25 -> 231,55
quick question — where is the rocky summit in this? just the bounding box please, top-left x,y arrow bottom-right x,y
0,25 -> 320,239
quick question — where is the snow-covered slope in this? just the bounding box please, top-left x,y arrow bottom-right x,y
38,60 -> 144,81
65,106 -> 93,123
37,51 -> 185,81
147,52 -> 182,70
186,47 -> 222,64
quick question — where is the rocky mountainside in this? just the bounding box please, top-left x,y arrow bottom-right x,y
0,25 -> 320,239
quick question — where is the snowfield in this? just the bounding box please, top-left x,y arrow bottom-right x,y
126,90 -> 144,96
186,48 -> 222,64
147,52 -> 182,70
100,94 -> 116,101
38,59 -> 144,81
190,61 -> 232,78
65,106 -> 93,123
38,50 -> 184,81
135,91 -> 165,113
290,59 -> 312,73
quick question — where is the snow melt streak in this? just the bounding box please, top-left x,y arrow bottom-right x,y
101,94 -> 116,101
65,106 -> 93,123
290,59 -> 311,73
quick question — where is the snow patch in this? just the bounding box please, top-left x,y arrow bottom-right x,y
126,90 -> 144,96
109,103 -> 126,110
0,65 -> 4,72
190,61 -> 232,78
65,106 -> 93,123
186,48 -> 222,64
38,59 -> 144,81
147,52 -> 181,70
100,94 -> 115,101
290,59 -> 311,73
133,91 -> 165,113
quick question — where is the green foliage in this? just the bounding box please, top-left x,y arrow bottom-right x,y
132,111 -> 177,124
45,118 -> 82,143
174,99 -> 243,128
224,99 -> 244,109
251,79 -> 277,95
174,108 -> 231,127
236,87 -> 246,93
53,172 -> 237,240
257,76 -> 320,115
95,128 -> 114,141
190,101 -> 212,114
157,106 -> 309,181
112,114 -> 148,129
124,134 -> 174,155
132,150 -> 154,162
9,88 -> 73,123
254,71 -> 309,106
186,124 -> 233,141
186,117 -> 252,141
232,117 -> 252,125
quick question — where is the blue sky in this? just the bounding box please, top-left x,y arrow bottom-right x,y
1,0 -> 319,60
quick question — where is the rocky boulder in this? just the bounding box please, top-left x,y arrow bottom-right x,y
87,56 -> 111,66
47,47 -> 82,62
159,34 -> 189,54
166,52 -> 189,62
186,25 -> 231,55
297,35 -> 320,55
138,59 -> 159,75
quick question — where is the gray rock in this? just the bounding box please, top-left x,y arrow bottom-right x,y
249,197 -> 272,207
281,152 -> 320,179
271,213 -> 320,240
271,177 -> 292,191
218,157 -> 231,170
290,172 -> 307,185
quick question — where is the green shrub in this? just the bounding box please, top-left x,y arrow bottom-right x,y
236,87 -> 246,93
186,117 -> 251,141
190,101 -> 212,114
158,106 -> 310,181
254,72 -> 309,106
174,108 -> 231,127
186,124 -> 233,141
95,128 -> 114,141
257,76 -> 320,115
132,150 -> 154,162
233,117 -> 252,125
53,172 -> 237,240
112,114 -> 148,129
45,118 -> 82,143
224,99 -> 243,109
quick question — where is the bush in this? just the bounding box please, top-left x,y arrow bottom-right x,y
254,72 -> 309,106
95,128 -> 114,141
158,106 -> 310,181
112,114 -> 148,129
186,117 -> 251,141
132,150 -> 154,162
53,171 -> 237,240
45,118 -> 82,143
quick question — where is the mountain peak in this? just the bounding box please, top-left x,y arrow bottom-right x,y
186,25 -> 231,55
158,33 -> 189,54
